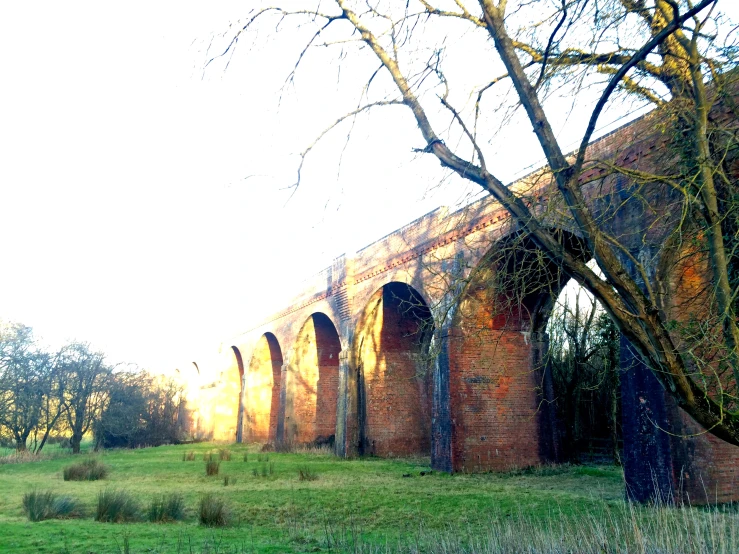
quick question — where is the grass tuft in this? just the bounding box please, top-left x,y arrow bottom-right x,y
147,493 -> 186,523
63,458 -> 109,481
182,451 -> 196,461
95,489 -> 140,523
242,452 -> 248,462
297,465 -> 318,481
22,490 -> 82,521
223,475 -> 236,486
198,494 -> 229,527
205,459 -> 220,476
218,448 -> 231,461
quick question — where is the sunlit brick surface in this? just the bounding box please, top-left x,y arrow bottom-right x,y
285,314 -> 340,443
245,334 -> 282,442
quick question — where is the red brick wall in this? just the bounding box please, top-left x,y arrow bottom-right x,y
449,279 -> 542,472
246,333 -> 282,443
661,239 -> 739,503
287,313 -> 340,443
315,314 -> 340,439
357,284 -> 432,457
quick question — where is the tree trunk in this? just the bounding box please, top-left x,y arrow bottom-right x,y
70,433 -> 82,454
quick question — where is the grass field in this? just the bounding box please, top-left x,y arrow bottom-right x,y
0,443 -> 735,553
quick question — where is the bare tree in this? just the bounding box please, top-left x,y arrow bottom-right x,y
58,342 -> 111,454
0,322 -> 47,451
32,347 -> 69,454
209,1 -> 739,443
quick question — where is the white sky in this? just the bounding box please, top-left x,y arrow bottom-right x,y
1,1 -> 736,372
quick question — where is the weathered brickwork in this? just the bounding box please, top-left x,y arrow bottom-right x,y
354,283 -> 433,457
244,333 -> 282,442
285,314 -> 340,443
191,104 -> 739,504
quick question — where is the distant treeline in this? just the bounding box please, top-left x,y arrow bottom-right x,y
0,321 -> 191,453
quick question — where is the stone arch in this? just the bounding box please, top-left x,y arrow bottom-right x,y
353,281 -> 434,457
212,346 -> 246,441
447,231 -> 587,472
285,312 -> 341,444
232,346 -> 246,443
245,333 -> 283,443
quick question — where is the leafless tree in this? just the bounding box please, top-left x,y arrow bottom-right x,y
58,342 -> 111,454
209,1 -> 739,443
0,322 -> 48,451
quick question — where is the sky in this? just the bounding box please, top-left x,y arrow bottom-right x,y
1,1 -> 737,372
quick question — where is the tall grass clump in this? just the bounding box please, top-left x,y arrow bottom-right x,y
252,462 -> 275,478
205,459 -> 220,476
198,494 -> 229,527
218,448 -> 231,461
147,493 -> 186,523
182,451 -> 196,461
95,489 -> 140,523
368,502 -> 739,554
22,490 -> 82,521
63,458 -> 109,481
297,465 -> 318,481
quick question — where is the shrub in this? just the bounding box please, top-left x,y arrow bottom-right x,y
147,493 -> 186,523
22,490 -> 82,521
297,466 -> 318,481
63,458 -> 109,481
218,448 -> 231,461
205,459 -> 220,476
95,489 -> 140,523
182,451 -> 196,461
198,494 -> 229,527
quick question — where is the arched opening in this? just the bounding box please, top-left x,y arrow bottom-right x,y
448,231 -> 588,472
245,333 -> 283,443
543,263 -> 621,464
286,313 -> 341,445
354,282 -> 434,457
212,346 -> 245,441
232,346 -> 246,443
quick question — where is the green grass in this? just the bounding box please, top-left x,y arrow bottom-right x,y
0,443 -> 735,552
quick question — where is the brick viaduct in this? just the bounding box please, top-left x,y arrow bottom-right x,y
192,105 -> 739,504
